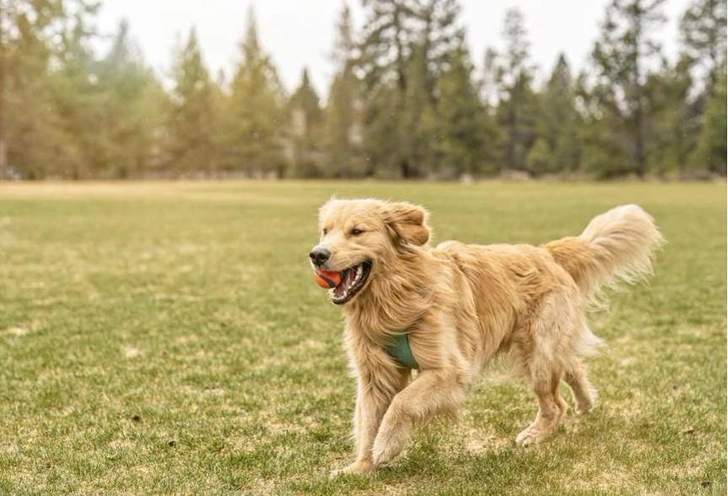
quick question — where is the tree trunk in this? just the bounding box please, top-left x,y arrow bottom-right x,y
0,0 -> 7,179
634,84 -> 646,178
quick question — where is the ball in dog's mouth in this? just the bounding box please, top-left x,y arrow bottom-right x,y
314,261 -> 371,305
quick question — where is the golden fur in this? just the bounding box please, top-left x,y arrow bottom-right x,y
310,199 -> 663,475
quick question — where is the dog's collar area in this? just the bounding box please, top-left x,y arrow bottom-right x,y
385,333 -> 419,369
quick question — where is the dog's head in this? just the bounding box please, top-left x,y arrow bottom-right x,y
309,198 -> 431,305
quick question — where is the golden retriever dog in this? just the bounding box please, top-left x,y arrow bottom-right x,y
308,198 -> 663,475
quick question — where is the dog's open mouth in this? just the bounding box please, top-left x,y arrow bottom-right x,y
329,261 -> 371,305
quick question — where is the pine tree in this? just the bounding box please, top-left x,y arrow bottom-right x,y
420,0 -> 466,92
358,0 -> 420,93
361,83 -> 401,177
677,0 -> 726,176
480,47 -> 505,173
356,0 -> 475,177
289,69 -> 322,131
644,55 -> 698,174
530,54 -> 581,175
226,6 -> 285,176
50,6 -> 107,179
481,47 -> 500,105
496,8 -> 537,172
679,0 -> 727,90
3,0 -> 66,178
433,44 -> 485,177
591,0 -> 668,177
402,43 -> 438,175
288,68 -> 323,177
358,0 -> 422,177
167,28 -> 217,176
575,70 -> 629,178
690,65 -> 727,175
415,0 -> 469,176
525,138 -> 552,176
323,2 -> 363,177
97,19 -> 166,178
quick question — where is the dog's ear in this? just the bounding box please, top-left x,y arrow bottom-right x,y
386,202 -> 431,246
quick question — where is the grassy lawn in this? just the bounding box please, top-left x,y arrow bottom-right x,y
0,180 -> 724,495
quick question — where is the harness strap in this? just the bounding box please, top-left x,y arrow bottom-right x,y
385,333 -> 419,369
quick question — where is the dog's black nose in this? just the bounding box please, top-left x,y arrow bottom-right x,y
309,247 -> 331,266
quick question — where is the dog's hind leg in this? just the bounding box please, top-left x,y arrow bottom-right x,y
564,360 -> 596,415
516,366 -> 566,447
515,294 -> 574,447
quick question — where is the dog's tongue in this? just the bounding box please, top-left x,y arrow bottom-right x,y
313,269 -> 342,289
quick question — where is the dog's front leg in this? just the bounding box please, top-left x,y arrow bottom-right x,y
341,380 -> 393,474
372,368 -> 467,466
332,359 -> 409,476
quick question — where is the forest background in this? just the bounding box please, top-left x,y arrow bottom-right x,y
0,0 -> 725,181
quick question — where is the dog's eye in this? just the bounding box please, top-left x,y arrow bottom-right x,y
350,228 -> 364,236
322,228 -> 328,235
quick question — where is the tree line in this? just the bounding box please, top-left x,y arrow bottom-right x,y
0,0 -> 725,180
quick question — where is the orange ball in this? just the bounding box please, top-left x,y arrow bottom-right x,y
314,269 -> 341,288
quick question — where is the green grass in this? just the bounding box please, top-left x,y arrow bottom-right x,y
0,180 -> 724,495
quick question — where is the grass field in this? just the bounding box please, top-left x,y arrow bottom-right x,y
0,180 -> 725,495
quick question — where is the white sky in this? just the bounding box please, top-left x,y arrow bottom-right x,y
96,0 -> 691,95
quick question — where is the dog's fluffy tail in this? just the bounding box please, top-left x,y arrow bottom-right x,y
545,204 -> 664,302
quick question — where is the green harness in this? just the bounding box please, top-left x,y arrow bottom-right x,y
385,333 -> 419,369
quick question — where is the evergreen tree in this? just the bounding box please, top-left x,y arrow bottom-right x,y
679,0 -> 727,90
525,138 -> 552,176
322,2 -> 363,177
496,8 -> 537,172
690,65 -> 727,175
288,68 -> 323,177
3,0 -> 65,178
358,0 -> 420,93
481,47 -> 500,105
226,6 -> 285,176
50,6 -> 106,179
433,44 -> 485,176
96,19 -> 167,177
358,0 -> 421,177
530,54 -> 581,175
1,0 -> 102,179
575,71 -> 625,179
420,0 -> 466,92
357,0 -> 470,177
209,68 -> 231,176
167,28 -> 217,176
399,43 -> 437,175
361,83 -> 401,177
289,69 -> 322,130
480,47 -> 505,173
591,0 -> 668,177
413,0 -> 469,176
644,55 -> 698,174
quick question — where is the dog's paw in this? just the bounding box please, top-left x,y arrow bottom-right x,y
372,427 -> 412,466
372,435 -> 406,467
329,460 -> 374,477
515,426 -> 550,447
371,445 -> 393,467
575,397 -> 595,415
575,403 -> 593,415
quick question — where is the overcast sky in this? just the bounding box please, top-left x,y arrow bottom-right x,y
96,0 -> 692,94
